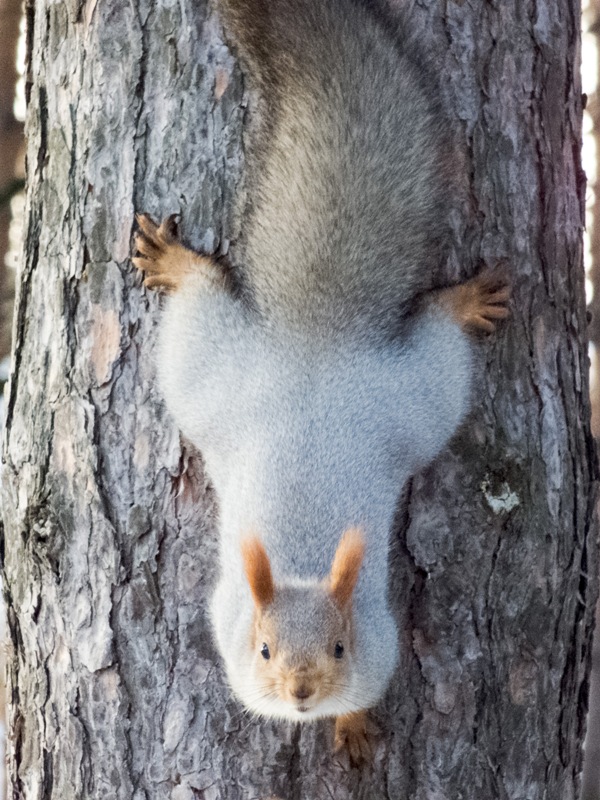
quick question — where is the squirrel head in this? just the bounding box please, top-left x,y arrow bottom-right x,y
240,528 -> 365,719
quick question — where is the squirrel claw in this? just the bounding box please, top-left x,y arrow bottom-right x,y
164,213 -> 179,239
433,265 -> 511,334
132,213 -> 193,293
132,212 -> 233,294
334,710 -> 374,768
135,212 -> 160,240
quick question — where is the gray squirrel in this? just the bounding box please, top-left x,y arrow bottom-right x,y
132,0 -> 509,765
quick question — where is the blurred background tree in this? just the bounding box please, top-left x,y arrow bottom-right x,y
0,0 -> 24,360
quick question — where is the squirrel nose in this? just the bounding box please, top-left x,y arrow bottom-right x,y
291,685 -> 312,700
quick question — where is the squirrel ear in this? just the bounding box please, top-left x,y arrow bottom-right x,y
329,528 -> 365,609
241,537 -> 275,608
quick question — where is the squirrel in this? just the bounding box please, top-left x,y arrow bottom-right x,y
132,0 -> 510,766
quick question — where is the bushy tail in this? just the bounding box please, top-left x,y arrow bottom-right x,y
218,0 -> 455,339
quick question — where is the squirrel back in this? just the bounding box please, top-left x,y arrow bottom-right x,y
220,0 -> 453,338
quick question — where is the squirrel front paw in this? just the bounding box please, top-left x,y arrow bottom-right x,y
334,710 -> 375,768
132,213 -> 230,293
434,266 -> 511,333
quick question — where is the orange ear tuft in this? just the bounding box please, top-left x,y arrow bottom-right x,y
330,528 -> 365,609
241,537 -> 275,608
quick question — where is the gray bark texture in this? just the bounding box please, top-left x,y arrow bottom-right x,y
1,0 -> 597,798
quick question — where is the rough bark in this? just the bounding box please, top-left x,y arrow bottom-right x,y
1,0 -> 596,799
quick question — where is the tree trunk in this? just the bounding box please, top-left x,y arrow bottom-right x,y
2,0 -> 596,798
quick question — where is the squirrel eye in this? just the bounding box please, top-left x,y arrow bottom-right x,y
260,642 -> 271,660
334,641 -> 344,659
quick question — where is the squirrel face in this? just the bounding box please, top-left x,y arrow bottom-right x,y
240,530 -> 365,719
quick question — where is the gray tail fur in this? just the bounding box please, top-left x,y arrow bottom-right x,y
219,0 -> 455,339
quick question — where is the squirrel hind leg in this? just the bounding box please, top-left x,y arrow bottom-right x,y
132,213 -> 234,294
432,266 -> 511,334
334,710 -> 376,768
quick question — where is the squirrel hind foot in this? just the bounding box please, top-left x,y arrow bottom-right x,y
434,265 -> 511,334
334,710 -> 375,768
132,213 -> 232,294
